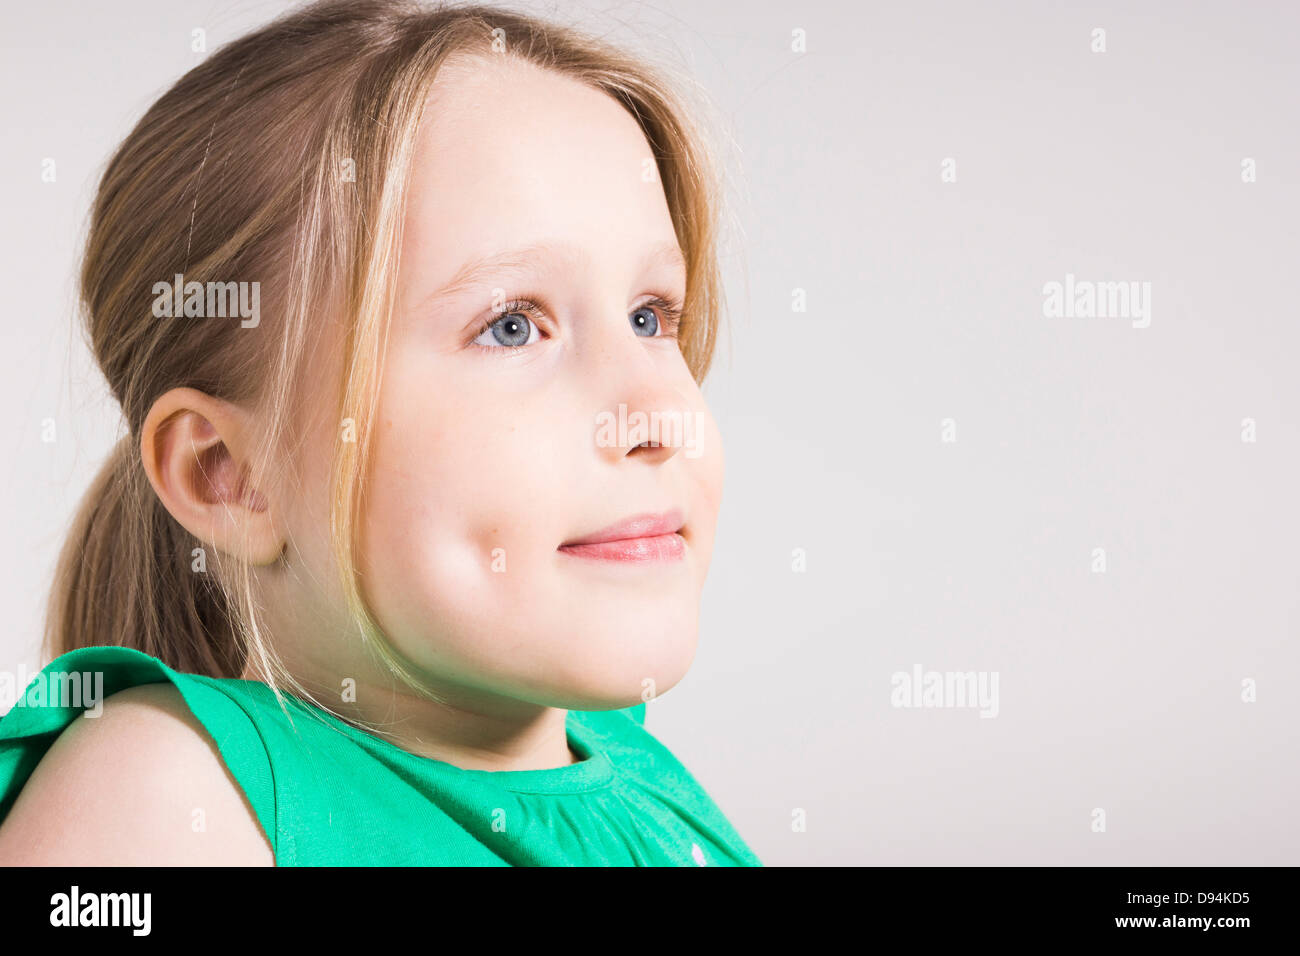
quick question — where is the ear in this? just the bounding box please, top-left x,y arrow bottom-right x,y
139,387 -> 286,565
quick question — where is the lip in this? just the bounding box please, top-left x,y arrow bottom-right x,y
558,508 -> 686,562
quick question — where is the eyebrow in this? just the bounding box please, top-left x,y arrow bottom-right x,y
423,238 -> 687,306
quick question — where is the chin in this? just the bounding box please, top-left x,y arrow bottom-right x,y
536,621 -> 701,712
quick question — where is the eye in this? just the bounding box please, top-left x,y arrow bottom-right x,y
631,296 -> 684,339
630,304 -> 658,336
468,294 -> 684,354
471,305 -> 543,350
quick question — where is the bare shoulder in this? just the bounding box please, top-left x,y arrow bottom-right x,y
0,682 -> 275,866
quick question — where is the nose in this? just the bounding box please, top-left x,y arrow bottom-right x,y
587,329 -> 695,467
595,380 -> 695,466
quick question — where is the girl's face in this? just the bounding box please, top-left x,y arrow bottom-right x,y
349,54 -> 724,711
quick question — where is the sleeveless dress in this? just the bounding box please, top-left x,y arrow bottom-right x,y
0,646 -> 762,866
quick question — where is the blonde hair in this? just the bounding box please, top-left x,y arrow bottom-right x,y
46,0 -> 727,722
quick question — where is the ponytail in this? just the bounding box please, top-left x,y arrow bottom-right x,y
43,434 -> 243,677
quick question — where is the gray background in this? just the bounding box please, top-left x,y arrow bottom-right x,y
2,0 -> 1297,865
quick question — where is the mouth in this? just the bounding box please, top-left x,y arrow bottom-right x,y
558,508 -> 687,563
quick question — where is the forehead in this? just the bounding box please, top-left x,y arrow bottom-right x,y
403,54 -> 678,276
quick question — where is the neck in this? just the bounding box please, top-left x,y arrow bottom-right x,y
244,657 -> 579,772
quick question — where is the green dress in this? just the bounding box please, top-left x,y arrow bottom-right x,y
0,646 -> 762,866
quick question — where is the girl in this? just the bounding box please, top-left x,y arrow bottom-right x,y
0,0 -> 760,866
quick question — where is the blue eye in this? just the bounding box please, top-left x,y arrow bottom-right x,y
469,295 -> 684,354
634,296 -> 684,338
630,305 -> 659,336
472,312 -> 539,349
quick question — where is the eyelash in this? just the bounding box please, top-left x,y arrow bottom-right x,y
469,294 -> 685,354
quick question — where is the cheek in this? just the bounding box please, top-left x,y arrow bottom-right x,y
356,378 -> 572,666
353,357 -> 718,706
